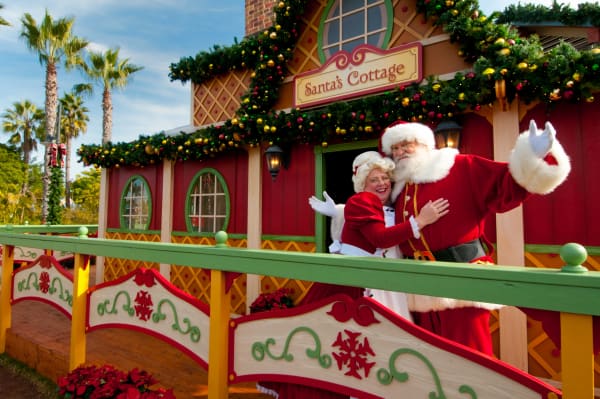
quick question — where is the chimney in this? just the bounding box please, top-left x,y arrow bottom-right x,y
245,0 -> 277,36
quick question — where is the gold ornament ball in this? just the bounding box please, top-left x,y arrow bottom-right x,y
517,62 -> 528,70
267,59 -> 275,67
402,97 -> 410,107
270,32 -> 277,40
573,72 -> 581,81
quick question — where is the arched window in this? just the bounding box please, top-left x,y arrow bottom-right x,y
186,169 -> 230,233
120,176 -> 152,230
319,0 -> 392,62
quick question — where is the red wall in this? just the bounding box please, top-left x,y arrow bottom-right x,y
172,151 -> 249,234
106,164 -> 163,230
522,101 -> 600,246
105,101 -> 599,247
262,144 -> 316,236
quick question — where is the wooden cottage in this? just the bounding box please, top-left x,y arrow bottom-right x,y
78,0 -> 600,390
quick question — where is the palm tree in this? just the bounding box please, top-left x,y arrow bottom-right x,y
1,100 -> 45,195
19,9 -> 88,221
82,48 -> 143,144
2,100 -> 45,165
0,4 -> 10,27
59,91 -> 89,208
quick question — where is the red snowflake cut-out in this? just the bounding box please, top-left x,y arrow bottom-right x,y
134,290 -> 154,321
331,329 -> 376,380
39,271 -> 50,293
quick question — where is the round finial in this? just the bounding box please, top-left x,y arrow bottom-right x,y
78,226 -> 89,239
560,242 -> 588,273
215,230 -> 228,247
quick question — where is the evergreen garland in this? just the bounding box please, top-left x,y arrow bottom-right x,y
46,167 -> 64,225
78,0 -> 600,169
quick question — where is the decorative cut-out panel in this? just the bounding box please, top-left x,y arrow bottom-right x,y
11,254 -> 74,318
230,295 -> 561,399
87,267 -> 210,369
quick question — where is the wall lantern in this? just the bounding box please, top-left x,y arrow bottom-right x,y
434,120 -> 462,149
265,145 -> 289,180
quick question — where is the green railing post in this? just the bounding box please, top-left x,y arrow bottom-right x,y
559,243 -> 594,399
0,243 -> 14,353
208,231 -> 231,398
69,227 -> 90,370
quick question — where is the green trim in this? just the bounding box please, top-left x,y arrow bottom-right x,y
317,0 -> 394,63
106,228 -> 161,235
119,175 -> 153,231
320,139 -> 378,153
314,149 -> 326,253
184,168 -> 231,233
526,243 -> 600,256
0,225 -> 98,235
261,235 -> 316,242
312,140 -> 379,252
1,231 -> 599,316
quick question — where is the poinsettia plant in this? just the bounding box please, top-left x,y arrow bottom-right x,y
250,288 -> 294,313
57,364 -> 175,399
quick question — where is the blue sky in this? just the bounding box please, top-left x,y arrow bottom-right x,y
0,0 -> 588,178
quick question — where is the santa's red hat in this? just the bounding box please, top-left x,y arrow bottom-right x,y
380,121 -> 436,155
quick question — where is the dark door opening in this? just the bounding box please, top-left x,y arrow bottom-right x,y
321,147 -> 377,249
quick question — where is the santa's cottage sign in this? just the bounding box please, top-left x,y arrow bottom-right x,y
293,43 -> 422,108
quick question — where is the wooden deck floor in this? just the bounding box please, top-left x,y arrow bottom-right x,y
5,300 -> 270,399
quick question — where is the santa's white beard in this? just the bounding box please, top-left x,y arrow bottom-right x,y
393,146 -> 430,183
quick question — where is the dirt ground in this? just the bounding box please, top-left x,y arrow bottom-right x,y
0,357 -> 58,399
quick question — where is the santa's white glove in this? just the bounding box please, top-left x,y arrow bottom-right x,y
309,191 -> 337,217
528,120 -> 555,158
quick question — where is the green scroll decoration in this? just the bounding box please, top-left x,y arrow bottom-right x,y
377,348 -> 477,399
252,326 -> 332,369
153,298 -> 201,343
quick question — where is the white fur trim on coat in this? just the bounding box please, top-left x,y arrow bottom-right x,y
407,293 -> 504,312
390,147 -> 458,202
508,130 -> 571,194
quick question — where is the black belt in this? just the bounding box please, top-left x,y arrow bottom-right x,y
431,239 -> 486,262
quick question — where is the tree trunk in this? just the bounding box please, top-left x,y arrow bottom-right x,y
101,87 -> 112,145
65,136 -> 72,208
42,62 -> 59,223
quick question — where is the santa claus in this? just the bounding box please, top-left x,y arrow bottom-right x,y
379,119 -> 571,355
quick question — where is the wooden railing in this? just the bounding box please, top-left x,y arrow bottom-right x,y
0,226 -> 598,398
